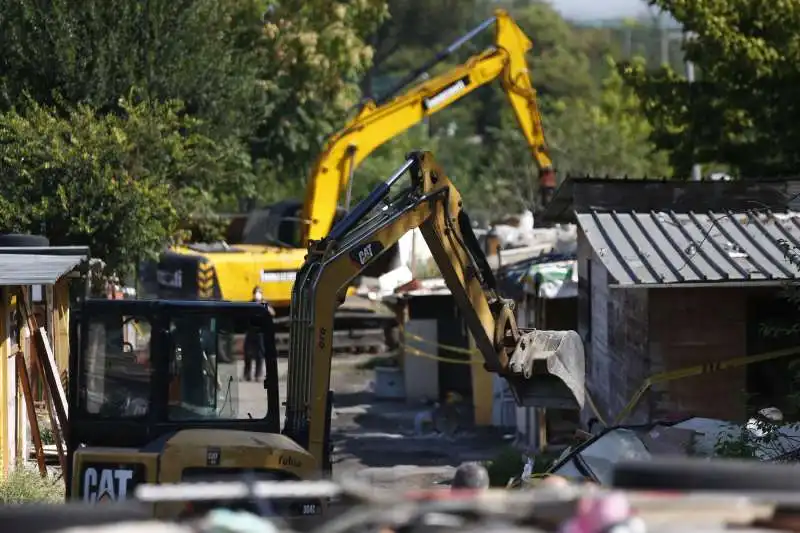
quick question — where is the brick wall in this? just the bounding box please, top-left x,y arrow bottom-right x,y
649,288 -> 747,421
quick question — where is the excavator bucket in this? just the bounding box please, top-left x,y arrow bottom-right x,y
505,329 -> 585,410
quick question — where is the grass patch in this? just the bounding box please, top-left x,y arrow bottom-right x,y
483,446 -> 560,487
483,446 -> 526,487
0,467 -> 64,503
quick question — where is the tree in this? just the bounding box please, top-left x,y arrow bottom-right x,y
546,56 -> 672,178
0,0 -> 389,210
363,0 -> 479,92
477,56 -> 671,213
621,0 -> 800,178
0,93 -> 251,276
250,0 -> 389,201
0,0 -> 267,140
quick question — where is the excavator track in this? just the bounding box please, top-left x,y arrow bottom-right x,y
233,300 -> 399,357
275,294 -> 399,356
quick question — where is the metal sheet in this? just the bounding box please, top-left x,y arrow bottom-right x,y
0,254 -> 86,285
577,211 -> 800,286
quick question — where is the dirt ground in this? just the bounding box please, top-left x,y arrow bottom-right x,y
44,352 -> 512,491
276,352 -> 514,490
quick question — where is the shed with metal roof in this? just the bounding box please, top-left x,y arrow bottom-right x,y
0,244 -> 89,479
578,210 -> 800,287
539,177 -> 800,430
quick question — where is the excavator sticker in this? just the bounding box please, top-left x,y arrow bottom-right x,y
79,463 -> 145,503
350,241 -> 384,267
260,270 -> 297,283
423,76 -> 470,110
157,269 -> 183,289
206,447 -> 221,466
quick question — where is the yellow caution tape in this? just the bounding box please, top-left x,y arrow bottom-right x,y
584,390 -> 607,427
404,331 -> 607,425
404,345 -> 483,365
613,345 -> 800,425
403,331 -> 481,356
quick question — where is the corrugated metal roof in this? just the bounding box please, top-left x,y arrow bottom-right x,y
577,210 -> 800,286
0,253 -> 86,285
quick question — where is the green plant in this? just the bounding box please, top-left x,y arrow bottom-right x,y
714,416 -> 800,461
0,467 -> 64,503
39,427 -> 55,446
483,446 -> 526,487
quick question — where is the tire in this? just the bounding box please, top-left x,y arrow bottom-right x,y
613,457 -> 800,492
0,233 -> 49,247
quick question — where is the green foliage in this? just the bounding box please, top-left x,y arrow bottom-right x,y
474,57 -> 671,213
546,57 -> 672,178
0,0 -> 683,275
621,0 -> 800,177
0,0 -> 388,274
0,468 -> 64,503
483,446 -> 526,487
252,0 -> 389,188
0,0 -> 267,139
714,417 -> 800,461
0,93 -> 250,275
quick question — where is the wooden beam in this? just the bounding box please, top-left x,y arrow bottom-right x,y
0,287 -> 8,477
16,352 -> 46,477
16,290 -> 68,438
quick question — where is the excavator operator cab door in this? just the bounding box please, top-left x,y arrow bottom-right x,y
242,199 -> 349,250
66,299 -> 281,500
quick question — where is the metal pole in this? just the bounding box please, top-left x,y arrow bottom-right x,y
684,31 -> 702,181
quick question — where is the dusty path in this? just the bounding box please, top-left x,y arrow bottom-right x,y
278,352 -> 512,489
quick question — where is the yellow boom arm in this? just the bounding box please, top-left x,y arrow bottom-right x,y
285,152 -> 583,468
300,9 -> 556,246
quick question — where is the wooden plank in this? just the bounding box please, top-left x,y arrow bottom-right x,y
0,287 -> 8,477
17,290 -> 68,430
16,352 -> 46,477
42,384 -> 66,475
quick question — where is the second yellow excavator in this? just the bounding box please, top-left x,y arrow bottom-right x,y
141,9 -> 556,327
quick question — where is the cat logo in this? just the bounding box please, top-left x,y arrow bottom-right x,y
349,241 -> 384,267
207,447 -> 221,466
278,454 -> 302,468
82,467 -> 136,503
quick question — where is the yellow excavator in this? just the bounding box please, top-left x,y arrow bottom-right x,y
67,152 -> 582,519
284,151 -> 578,467
141,9 -> 556,320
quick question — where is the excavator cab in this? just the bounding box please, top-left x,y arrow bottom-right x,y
66,299 -> 323,518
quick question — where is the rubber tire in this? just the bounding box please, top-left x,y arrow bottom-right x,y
613,457 -> 800,492
0,233 -> 49,247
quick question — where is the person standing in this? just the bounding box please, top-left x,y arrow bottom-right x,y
243,287 -> 268,381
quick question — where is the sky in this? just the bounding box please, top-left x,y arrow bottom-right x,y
549,0 -> 649,21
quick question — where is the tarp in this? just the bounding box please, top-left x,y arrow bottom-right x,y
523,260 -> 578,299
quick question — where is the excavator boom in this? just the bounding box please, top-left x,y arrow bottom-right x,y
148,9 -> 556,320
301,8 -> 555,245
285,152 -> 584,467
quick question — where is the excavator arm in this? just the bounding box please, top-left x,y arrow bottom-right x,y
285,152 -> 584,469
301,9 -> 556,246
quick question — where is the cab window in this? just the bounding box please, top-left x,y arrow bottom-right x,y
167,314 -> 267,421
81,314 -> 152,418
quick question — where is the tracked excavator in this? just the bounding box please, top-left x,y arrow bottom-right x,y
67,152 -> 583,519
140,9 -> 556,354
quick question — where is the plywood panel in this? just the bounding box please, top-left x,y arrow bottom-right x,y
403,319 -> 439,402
